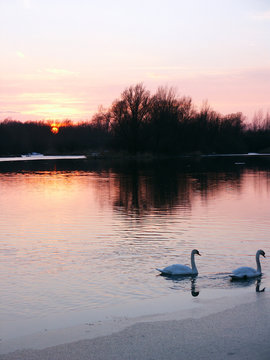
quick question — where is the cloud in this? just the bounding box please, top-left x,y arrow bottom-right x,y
251,10 -> 270,20
131,65 -> 237,80
146,72 -> 169,80
0,111 -> 20,114
22,0 -> 31,9
16,51 -> 25,59
45,68 -> 77,76
18,92 -> 84,104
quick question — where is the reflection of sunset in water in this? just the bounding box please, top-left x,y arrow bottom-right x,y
0,161 -> 270,339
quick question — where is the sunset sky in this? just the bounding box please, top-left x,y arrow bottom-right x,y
0,0 -> 269,122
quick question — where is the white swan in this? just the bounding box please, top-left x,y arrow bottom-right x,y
156,249 -> 201,276
230,249 -> 266,280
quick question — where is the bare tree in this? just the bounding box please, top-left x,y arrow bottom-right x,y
91,105 -> 111,132
110,83 -> 151,153
149,87 -> 180,153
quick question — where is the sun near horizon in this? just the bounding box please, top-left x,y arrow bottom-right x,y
50,123 -> 59,134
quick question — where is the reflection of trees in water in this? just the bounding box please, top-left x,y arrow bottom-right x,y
111,161 -> 245,215
113,162 -> 192,215
191,172 -> 243,203
1,157 -> 269,216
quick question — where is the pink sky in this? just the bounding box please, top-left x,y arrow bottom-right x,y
0,0 -> 269,122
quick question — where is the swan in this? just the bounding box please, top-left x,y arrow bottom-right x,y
156,249 -> 201,276
230,249 -> 266,280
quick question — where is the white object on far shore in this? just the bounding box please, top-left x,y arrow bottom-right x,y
21,152 -> 44,157
156,249 -> 201,276
230,249 -> 266,280
0,155 -> 86,162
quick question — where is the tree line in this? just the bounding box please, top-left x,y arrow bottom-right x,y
0,84 -> 270,156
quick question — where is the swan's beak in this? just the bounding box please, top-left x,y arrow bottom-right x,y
198,252 -> 201,256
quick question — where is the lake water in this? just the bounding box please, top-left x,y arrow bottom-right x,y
1,156 -> 270,340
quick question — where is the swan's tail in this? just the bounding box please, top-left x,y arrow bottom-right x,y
156,268 -> 163,273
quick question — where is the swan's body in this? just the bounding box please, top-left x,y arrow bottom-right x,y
156,249 -> 201,276
230,249 -> 265,280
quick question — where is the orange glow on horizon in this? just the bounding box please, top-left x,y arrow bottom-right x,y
48,119 -> 73,134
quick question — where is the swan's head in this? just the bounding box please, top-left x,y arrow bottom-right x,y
259,249 -> 265,258
192,249 -> 201,256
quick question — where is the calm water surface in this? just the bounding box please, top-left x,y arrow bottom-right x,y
1,158 -> 270,337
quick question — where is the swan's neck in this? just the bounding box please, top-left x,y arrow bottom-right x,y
256,252 -> 262,274
191,253 -> 198,273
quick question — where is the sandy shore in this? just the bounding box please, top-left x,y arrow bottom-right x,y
1,290 -> 269,360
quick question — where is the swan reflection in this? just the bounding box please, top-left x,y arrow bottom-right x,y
158,274 -> 200,297
255,278 -> 265,293
191,278 -> 200,297
230,276 -> 266,293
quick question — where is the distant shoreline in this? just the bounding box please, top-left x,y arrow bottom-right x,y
1,152 -> 270,163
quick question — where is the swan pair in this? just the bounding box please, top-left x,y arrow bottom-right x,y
156,249 -> 266,279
